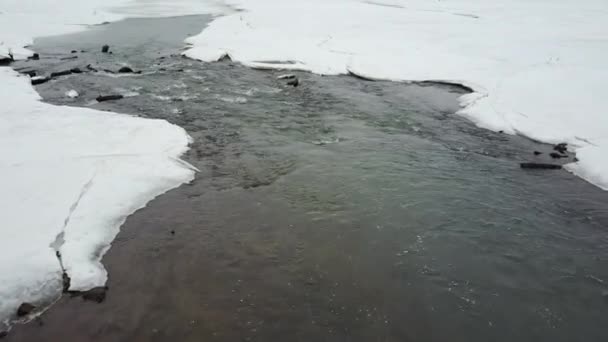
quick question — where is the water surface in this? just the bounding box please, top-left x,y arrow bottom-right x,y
8,15 -> 608,342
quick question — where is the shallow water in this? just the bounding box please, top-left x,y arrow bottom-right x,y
8,15 -> 608,342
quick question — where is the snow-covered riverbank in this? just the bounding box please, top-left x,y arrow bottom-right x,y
184,0 -> 608,190
0,0 -> 227,328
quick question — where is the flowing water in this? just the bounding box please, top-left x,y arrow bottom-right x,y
7,15 -> 608,342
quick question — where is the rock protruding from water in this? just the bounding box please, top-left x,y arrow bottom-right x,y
0,56 -> 12,66
533,151 -> 542,155
218,53 -> 232,62
17,303 -> 36,317
287,77 -> 300,87
96,95 -> 124,102
29,53 -> 40,60
31,76 -> 50,85
520,163 -> 562,170
118,66 -> 134,73
101,45 -> 110,53
50,70 -> 72,78
554,143 -> 568,154
550,152 -> 566,159
82,286 -> 108,303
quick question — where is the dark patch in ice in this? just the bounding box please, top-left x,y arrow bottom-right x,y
16,303 -> 36,318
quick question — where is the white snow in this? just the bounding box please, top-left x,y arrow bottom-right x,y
0,0 -> 224,328
65,90 -> 79,98
184,0 -> 608,190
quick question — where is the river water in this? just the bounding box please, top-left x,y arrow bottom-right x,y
8,15 -> 608,342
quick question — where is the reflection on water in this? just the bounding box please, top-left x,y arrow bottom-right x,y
9,15 -> 608,342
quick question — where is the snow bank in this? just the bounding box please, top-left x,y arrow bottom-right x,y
0,0 -> 224,328
184,0 -> 608,189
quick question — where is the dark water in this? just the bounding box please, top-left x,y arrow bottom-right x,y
8,15 -> 608,342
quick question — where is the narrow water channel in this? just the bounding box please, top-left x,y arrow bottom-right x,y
8,15 -> 608,342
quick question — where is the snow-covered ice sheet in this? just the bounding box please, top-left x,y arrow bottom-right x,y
184,0 -> 608,190
0,0 -> 224,328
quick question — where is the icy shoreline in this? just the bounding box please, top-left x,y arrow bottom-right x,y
183,0 -> 608,190
0,0 -> 227,328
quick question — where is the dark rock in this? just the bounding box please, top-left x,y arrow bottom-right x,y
109,51 -> 113,55
218,53 -> 232,62
60,55 -> 78,60
118,66 -> 134,73
287,78 -> 300,87
21,70 -> 37,77
170,230 -> 176,235
550,152 -> 566,159
498,130 -> 504,134
29,53 -> 40,60
71,50 -> 77,53
176,68 -> 184,72
520,163 -> 562,170
86,64 -> 98,72
17,303 -> 36,317
101,44 -> 110,53
50,70 -> 72,78
62,272 -> 71,293
70,68 -> 83,74
554,143 -> 568,154
533,151 -> 542,155
31,76 -> 50,85
0,331 -> 7,339
82,286 -> 108,303
96,95 -> 124,102
0,57 -> 12,66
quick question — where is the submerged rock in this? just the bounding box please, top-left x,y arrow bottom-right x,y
86,64 -> 99,72
17,303 -> 36,317
520,163 -> 562,170
82,286 -> 108,303
50,70 -> 72,78
96,95 -> 124,102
